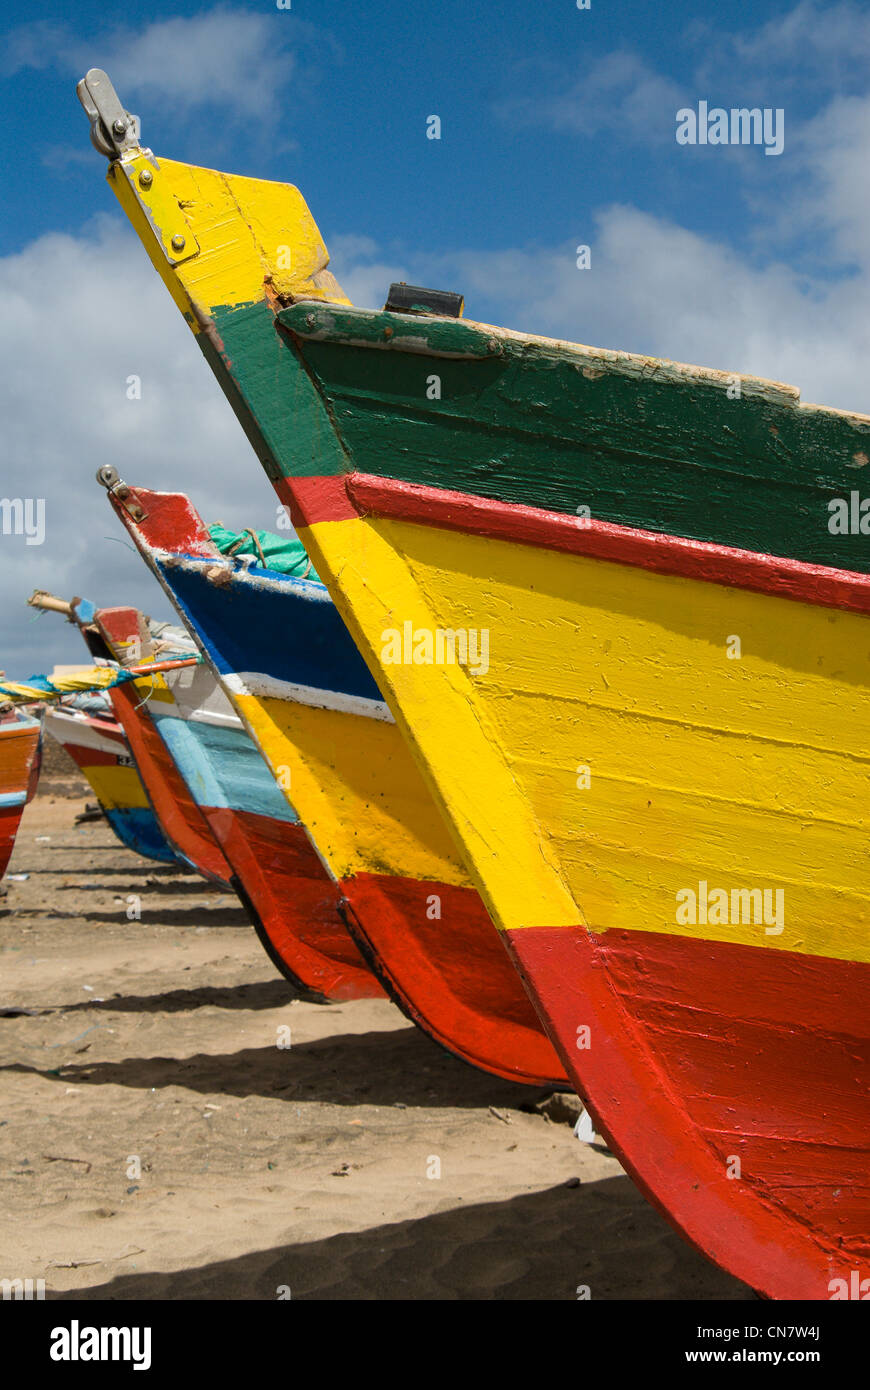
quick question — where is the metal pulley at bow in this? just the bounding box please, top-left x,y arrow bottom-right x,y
76,69 -> 140,158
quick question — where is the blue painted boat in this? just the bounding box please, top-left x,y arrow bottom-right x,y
44,698 -> 183,863
97,476 -> 566,1085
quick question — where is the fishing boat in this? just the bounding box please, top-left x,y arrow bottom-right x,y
43,694 -> 182,863
78,71 -> 870,1297
0,705 -> 42,880
31,595 -> 235,890
110,604 -> 379,998
97,474 -> 566,1085
96,602 -> 380,1001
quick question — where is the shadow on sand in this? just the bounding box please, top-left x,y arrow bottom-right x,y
52,1177 -> 752,1301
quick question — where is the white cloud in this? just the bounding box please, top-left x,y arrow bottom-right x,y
81,10 -> 291,117
499,3 -> 870,154
0,211 -> 417,675
794,94 -> 870,264
734,0 -> 870,74
0,215 -> 284,674
4,7 -> 308,118
2,20 -> 64,75
330,235 -> 410,312
431,205 -> 870,411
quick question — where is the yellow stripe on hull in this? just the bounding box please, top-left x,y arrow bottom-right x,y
79,763 -> 150,811
302,513 -> 870,966
128,671 -> 175,704
232,692 -> 470,887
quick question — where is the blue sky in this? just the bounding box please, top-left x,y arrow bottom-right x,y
3,0 -> 870,670
2,1 -> 854,270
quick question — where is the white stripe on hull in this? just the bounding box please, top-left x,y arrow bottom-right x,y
165,663 -> 242,730
221,671 -> 394,723
44,709 -> 126,760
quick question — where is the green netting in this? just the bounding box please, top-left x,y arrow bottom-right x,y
208,524 -> 321,581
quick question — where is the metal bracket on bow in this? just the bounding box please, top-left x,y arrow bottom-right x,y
76,69 -> 141,159
96,465 -> 148,524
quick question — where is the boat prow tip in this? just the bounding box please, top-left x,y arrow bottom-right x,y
95,467 -> 148,524
96,464 -> 121,490
76,68 -> 140,159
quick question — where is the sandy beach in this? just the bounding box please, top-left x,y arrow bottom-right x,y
0,751 -> 751,1301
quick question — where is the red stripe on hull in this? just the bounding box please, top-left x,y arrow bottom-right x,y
299,471 -> 870,615
0,802 -> 26,879
90,606 -> 232,884
506,924 -> 870,1298
77,714 -> 125,740
340,872 -> 566,1085
62,741 -> 125,770
273,474 -> 357,529
201,805 -> 382,1001
107,685 -> 233,887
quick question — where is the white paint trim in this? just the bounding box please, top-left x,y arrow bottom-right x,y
44,709 -> 126,759
222,671 -> 394,723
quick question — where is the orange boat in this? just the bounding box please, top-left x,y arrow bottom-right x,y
0,706 -> 41,880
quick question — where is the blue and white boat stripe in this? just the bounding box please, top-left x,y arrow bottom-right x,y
149,707 -> 297,822
221,671 -> 393,723
152,554 -> 390,720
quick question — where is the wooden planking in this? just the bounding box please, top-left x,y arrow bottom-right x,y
92,603 -> 378,998
508,924 -> 870,1299
99,139 -> 870,1291
303,509 -> 870,964
44,710 -> 181,863
102,484 -> 566,1083
235,693 -> 469,887
275,300 -> 870,573
107,145 -> 870,577
201,804 -> 382,1001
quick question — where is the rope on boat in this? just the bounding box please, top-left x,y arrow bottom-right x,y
226,528 -> 268,568
0,655 -> 203,705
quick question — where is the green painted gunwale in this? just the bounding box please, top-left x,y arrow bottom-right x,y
205,297 -> 870,573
